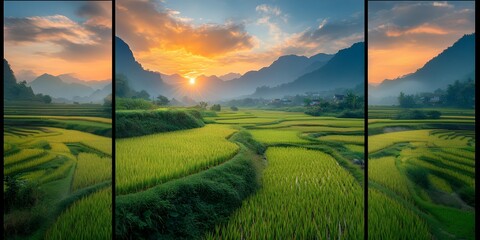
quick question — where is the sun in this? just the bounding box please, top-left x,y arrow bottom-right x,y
189,77 -> 196,85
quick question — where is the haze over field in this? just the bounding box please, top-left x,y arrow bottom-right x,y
115,0 -> 364,101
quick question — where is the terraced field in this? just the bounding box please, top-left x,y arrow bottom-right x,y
4,113 -> 111,240
368,107 -> 475,240
116,108 -> 364,238
115,124 -> 239,194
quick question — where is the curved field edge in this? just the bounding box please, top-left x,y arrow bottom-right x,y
368,124 -> 475,240
115,109 -> 205,138
115,124 -> 240,195
4,117 -> 112,137
115,131 -> 264,239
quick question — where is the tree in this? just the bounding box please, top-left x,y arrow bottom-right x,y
155,95 -> 170,106
446,79 -> 475,108
230,106 -> 239,111
136,90 -> 150,100
103,94 -> 112,113
198,101 -> 208,109
344,92 -> 358,109
398,92 -> 416,108
303,98 -> 312,106
42,95 -> 52,104
210,104 -> 221,111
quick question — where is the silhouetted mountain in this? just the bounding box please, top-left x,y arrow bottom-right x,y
4,59 -> 38,101
218,72 -> 241,81
302,53 -> 333,74
57,74 -> 110,90
160,73 -> 187,85
371,33 -> 475,103
4,59 -> 17,89
250,42 -> 364,98
115,37 -> 171,96
73,83 -> 112,103
29,73 -> 94,99
222,54 -> 327,97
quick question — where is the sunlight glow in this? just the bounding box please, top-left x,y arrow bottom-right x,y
189,77 -> 196,85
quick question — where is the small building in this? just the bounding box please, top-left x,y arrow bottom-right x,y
281,98 -> 292,104
310,100 -> 321,106
429,96 -> 440,103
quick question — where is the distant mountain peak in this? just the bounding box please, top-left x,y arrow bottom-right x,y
371,33 -> 475,103
115,36 -> 170,96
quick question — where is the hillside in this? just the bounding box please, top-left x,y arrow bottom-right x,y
371,33 -> 475,104
115,37 -> 171,97
250,42 -> 364,98
29,74 -> 95,99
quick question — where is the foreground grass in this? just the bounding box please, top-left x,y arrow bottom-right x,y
116,124 -> 239,194
116,131 -> 262,239
206,147 -> 363,239
45,188 -> 112,240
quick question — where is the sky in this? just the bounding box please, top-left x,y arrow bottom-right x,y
116,0 -> 364,79
368,1 -> 475,85
4,1 -> 112,81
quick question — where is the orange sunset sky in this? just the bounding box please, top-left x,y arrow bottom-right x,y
116,0 -> 364,79
368,1 -> 475,84
4,1 -> 112,81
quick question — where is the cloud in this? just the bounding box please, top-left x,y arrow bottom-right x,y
4,2 -> 111,62
254,4 -> 289,45
116,0 -> 255,57
255,4 -> 282,16
275,13 -> 364,55
368,1 -> 475,83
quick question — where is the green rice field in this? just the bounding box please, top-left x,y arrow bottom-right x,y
368,106 -> 475,240
4,104 -> 112,240
115,108 -> 364,239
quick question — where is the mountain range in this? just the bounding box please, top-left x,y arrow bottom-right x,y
57,74 -> 110,90
250,42 -> 364,98
370,33 -> 475,105
28,73 -> 111,103
116,36 -> 368,101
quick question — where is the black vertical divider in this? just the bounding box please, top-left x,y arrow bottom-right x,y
475,1 -> 478,238
111,0 -> 116,239
1,0 -> 5,231
364,0 -> 368,239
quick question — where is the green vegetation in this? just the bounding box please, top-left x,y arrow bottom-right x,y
45,188 -> 112,240
368,106 -> 475,239
116,97 -> 155,110
4,106 -> 112,240
116,108 -> 364,239
206,147 -> 363,239
116,124 -> 239,194
116,132 -> 262,239
115,109 -> 205,138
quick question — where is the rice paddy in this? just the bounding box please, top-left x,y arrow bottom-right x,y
115,124 -> 239,194
368,106 -> 475,239
116,108 -> 364,238
4,109 -> 112,240
205,147 -> 363,239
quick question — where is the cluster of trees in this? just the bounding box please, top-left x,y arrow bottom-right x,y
116,74 -> 150,100
398,79 -> 475,108
4,59 -> 52,103
210,104 -> 221,111
305,92 -> 364,118
116,74 -> 172,110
